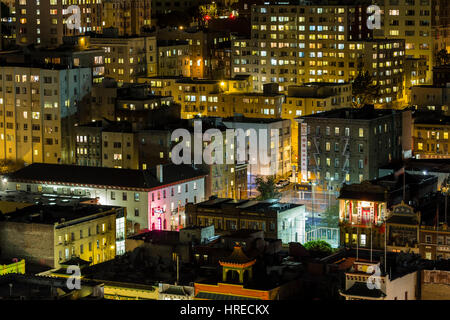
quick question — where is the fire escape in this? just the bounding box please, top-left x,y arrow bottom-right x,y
312,131 -> 321,183
341,134 -> 351,185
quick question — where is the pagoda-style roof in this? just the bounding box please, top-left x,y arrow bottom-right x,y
219,245 -> 256,268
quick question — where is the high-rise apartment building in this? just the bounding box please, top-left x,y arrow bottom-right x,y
141,76 -> 287,120
0,63 -> 92,165
282,82 -> 352,167
102,0 -> 151,36
297,106 -> 412,188
15,0 -> 103,47
90,31 -> 157,84
373,0 -> 436,82
231,2 -> 405,105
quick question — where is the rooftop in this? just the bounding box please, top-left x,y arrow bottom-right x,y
0,203 -> 121,226
380,159 -> 450,174
193,197 -> 301,213
338,172 -> 437,202
0,190 -> 92,207
219,245 -> 255,266
5,163 -> 207,191
222,116 -> 286,124
298,105 -> 404,121
0,61 -> 88,70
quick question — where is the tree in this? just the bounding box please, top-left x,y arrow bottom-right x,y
255,176 -> 281,200
0,160 -> 25,175
436,49 -> 450,66
320,204 -> 339,228
352,70 -> 381,108
303,240 -> 333,258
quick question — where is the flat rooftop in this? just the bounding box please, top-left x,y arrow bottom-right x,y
194,197 -> 301,212
380,159 -> 450,174
0,190 -> 92,207
222,116 -> 286,124
5,163 -> 207,190
0,203 -> 121,226
298,105 -> 404,121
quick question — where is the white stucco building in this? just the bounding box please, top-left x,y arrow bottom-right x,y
3,163 -> 206,235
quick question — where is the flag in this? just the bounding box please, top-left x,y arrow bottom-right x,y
394,166 -> 405,177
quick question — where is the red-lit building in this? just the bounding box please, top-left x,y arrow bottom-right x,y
339,172 -> 437,251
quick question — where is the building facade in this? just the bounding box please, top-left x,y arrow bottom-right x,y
4,163 -> 206,235
297,106 -> 411,188
0,63 -> 92,165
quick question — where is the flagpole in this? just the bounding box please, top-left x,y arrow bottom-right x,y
356,227 -> 359,261
384,221 -> 387,274
370,222 -> 373,262
403,167 -> 406,201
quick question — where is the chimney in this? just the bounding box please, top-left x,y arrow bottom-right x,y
156,165 -> 163,183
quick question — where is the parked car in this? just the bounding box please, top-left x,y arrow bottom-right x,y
276,179 -> 289,188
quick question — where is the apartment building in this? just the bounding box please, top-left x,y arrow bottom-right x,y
102,0 -> 152,36
404,58 -> 428,89
413,114 -> 450,159
153,27 -> 234,79
102,125 -> 139,169
0,36 -> 105,83
4,163 -> 207,234
75,121 -> 172,170
0,63 -> 92,165
79,79 -> 175,126
90,30 -> 157,84
231,3 -> 405,104
373,0 -> 437,82
0,203 -> 125,268
74,121 -> 103,167
409,85 -> 450,114
141,76 -> 286,119
297,106 -> 411,188
185,118 -> 249,200
185,198 -> 306,243
15,0 -> 103,47
222,116 -> 291,184
282,82 -> 352,166
157,40 -> 190,77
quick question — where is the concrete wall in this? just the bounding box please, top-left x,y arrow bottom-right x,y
386,271 -> 417,300
0,221 -> 54,268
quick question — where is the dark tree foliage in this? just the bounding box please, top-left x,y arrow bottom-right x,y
352,70 -> 381,108
255,176 -> 281,200
436,49 -> 450,66
303,240 -> 333,258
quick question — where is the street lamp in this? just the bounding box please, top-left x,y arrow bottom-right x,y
311,181 -> 317,229
329,177 -> 334,208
